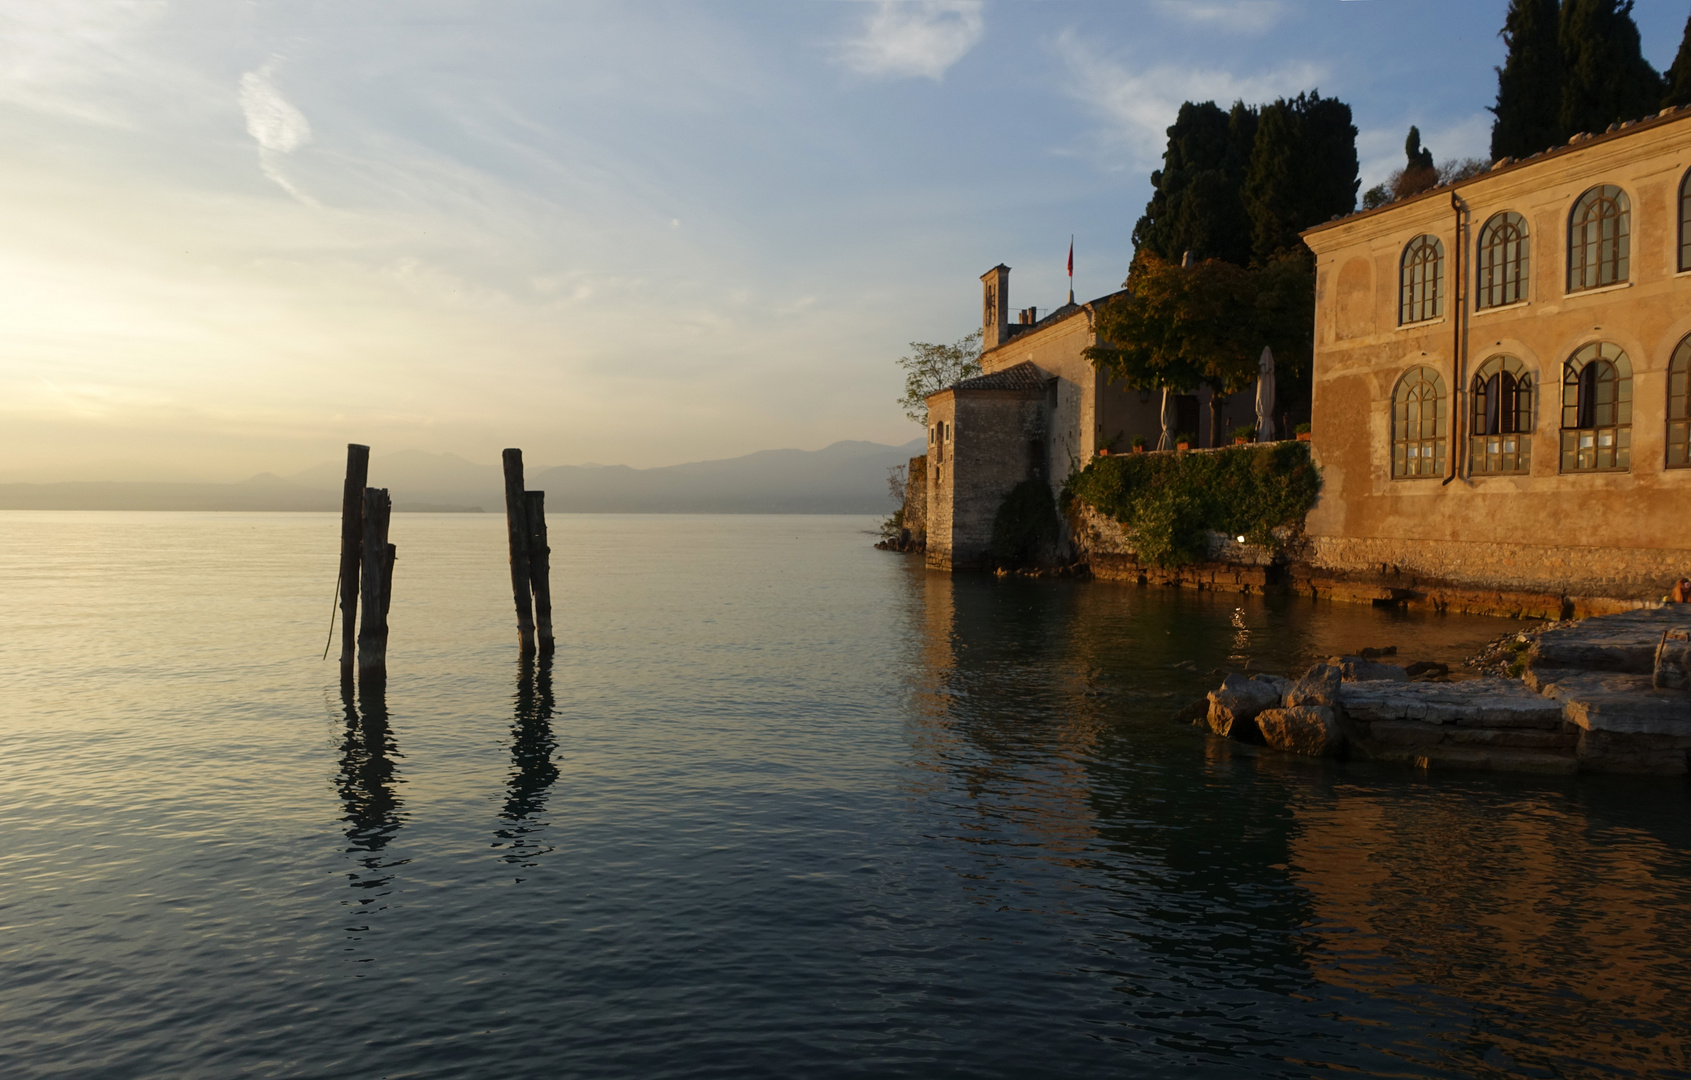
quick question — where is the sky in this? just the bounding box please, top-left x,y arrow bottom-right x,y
2,0 -> 1687,482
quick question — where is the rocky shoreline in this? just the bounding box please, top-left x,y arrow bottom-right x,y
1185,607 -> 1691,776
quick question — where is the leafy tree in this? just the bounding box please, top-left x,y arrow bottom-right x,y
1560,0 -> 1664,137
896,330 -> 981,426
1084,250 -> 1312,397
1241,92 -> 1359,264
1666,11 -> 1691,108
1491,0 -> 1564,159
1133,100 -> 1258,267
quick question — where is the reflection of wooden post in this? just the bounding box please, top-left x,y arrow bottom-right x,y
502,449 -> 535,654
358,487 -> 393,677
525,490 -> 554,654
338,444 -> 369,673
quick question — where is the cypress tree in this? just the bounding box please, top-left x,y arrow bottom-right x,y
1490,0 -> 1563,160
1665,11 -> 1691,108
1241,91 -> 1359,264
1133,100 -> 1258,267
1560,0 -> 1666,137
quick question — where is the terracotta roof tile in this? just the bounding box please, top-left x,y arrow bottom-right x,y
952,361 -> 1045,392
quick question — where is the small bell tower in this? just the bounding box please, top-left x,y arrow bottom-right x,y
981,264 -> 1009,351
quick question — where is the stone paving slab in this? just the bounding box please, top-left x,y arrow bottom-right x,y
1531,607 -> 1690,674
1337,679 -> 1565,729
1534,671 -> 1691,735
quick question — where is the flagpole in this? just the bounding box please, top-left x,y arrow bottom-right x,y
1067,234 -> 1075,305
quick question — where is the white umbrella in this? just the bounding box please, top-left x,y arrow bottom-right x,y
1255,346 -> 1276,442
1158,386 -> 1176,451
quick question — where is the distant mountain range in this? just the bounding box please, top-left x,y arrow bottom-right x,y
0,440 -> 926,513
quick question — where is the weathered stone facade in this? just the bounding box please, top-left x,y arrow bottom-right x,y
924,263 -> 1255,571
1300,107 -> 1691,608
924,364 -> 1046,570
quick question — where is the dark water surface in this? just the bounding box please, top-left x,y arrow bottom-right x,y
4,512 -> 1690,1079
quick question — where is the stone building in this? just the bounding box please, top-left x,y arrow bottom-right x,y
922,264 -> 1258,570
1300,105 -> 1691,611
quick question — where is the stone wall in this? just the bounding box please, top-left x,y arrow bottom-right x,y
1068,499 -> 1658,619
901,455 -> 927,549
926,389 -> 1045,570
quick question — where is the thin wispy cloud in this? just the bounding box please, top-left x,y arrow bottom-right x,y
238,58 -> 316,204
1151,1 -> 1287,35
1055,29 -> 1323,166
835,1 -> 984,81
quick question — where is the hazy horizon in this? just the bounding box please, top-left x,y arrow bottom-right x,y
4,1 -> 1686,484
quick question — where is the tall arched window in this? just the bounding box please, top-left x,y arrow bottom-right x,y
1470,356 -> 1532,474
1476,212 -> 1529,309
1680,169 -> 1691,273
1568,185 -> 1630,292
1399,235 -> 1444,325
1560,342 -> 1631,471
1669,335 -> 1691,467
1392,365 -> 1447,478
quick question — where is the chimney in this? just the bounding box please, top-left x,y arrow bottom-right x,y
981,264 -> 1010,350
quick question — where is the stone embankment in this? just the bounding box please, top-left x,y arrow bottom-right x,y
1188,607 -> 1691,775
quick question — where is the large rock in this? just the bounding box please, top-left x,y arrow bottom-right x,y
1206,673 -> 1281,741
1530,608 -> 1683,674
1338,679 -> 1564,729
1256,706 -> 1344,757
1655,628 -> 1691,691
1286,663 -> 1342,707
1534,671 -> 1691,735
1333,656 -> 1410,682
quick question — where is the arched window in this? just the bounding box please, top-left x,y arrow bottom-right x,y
1669,335 -> 1691,467
1399,236 -> 1444,325
1568,185 -> 1630,292
1470,356 -> 1533,474
1476,212 -> 1529,309
1680,169 -> 1691,273
1560,342 -> 1631,471
1392,365 -> 1447,478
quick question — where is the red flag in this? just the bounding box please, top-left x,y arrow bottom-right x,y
1067,237 -> 1073,278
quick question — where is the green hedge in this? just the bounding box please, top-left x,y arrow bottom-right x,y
1060,442 -> 1320,567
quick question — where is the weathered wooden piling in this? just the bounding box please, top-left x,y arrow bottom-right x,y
502,449 -> 536,654
338,444 -> 370,673
358,487 -> 393,677
525,490 -> 554,654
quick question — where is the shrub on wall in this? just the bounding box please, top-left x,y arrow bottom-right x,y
991,480 -> 1060,566
1061,442 -> 1320,566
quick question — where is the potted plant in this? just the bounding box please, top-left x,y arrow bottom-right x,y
1131,435 -> 1147,454
1175,431 -> 1195,452
1231,424 -> 1255,445
1295,421 -> 1312,442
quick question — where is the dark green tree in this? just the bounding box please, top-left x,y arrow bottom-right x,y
1241,91 -> 1359,264
1133,100 -> 1258,267
1665,11 -> 1691,108
1490,0 -> 1564,159
1393,125 -> 1440,199
1560,0 -> 1665,137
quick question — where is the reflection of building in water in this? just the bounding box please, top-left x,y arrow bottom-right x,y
495,656 -> 558,872
1283,784 -> 1691,1075
903,572 -> 1109,867
336,678 -> 407,895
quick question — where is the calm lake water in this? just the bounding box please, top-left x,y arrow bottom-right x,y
3,512 -> 1691,1079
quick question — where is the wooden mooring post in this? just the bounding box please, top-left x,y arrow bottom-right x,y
358,486 -> 394,679
338,444 -> 370,675
525,490 -> 554,654
502,449 -> 536,654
